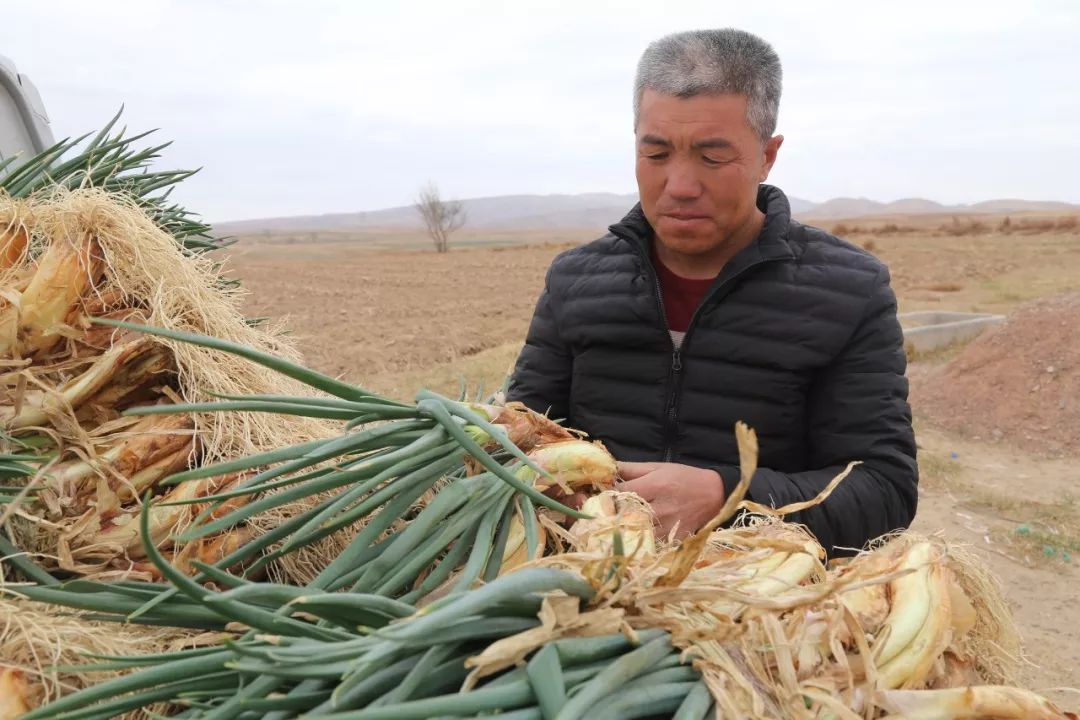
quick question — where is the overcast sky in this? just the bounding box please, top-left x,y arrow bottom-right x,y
3,0 -> 1078,222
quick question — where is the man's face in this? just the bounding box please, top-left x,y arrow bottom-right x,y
635,89 -> 783,255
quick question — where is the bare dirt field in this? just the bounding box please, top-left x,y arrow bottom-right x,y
227,216 -> 1080,704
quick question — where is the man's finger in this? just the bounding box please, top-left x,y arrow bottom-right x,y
616,461 -> 661,480
616,476 -> 659,501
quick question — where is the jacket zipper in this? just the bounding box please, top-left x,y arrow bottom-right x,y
654,257 -> 781,462
648,271 -> 681,461
665,347 -> 682,462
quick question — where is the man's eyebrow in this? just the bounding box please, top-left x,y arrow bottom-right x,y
693,137 -> 734,150
637,135 -> 734,150
639,134 -> 672,147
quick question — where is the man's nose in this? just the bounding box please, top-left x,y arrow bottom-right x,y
663,160 -> 703,201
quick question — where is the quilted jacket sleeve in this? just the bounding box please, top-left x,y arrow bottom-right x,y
506,266 -> 572,421
716,266 -> 918,556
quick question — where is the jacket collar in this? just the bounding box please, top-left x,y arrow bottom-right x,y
608,184 -> 796,271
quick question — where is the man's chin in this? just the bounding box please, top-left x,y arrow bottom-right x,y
655,232 -> 721,256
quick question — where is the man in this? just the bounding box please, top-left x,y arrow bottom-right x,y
506,28 -> 918,556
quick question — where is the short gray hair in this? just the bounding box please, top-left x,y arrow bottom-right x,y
633,29 -> 782,141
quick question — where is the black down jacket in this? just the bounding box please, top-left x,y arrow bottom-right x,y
507,185 -> 918,555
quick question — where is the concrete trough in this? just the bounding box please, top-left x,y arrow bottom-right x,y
898,311 -> 1006,355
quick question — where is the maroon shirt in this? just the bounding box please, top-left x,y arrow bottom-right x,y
651,245 -> 715,343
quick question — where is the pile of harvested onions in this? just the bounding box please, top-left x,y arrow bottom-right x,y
6,331 -> 1075,718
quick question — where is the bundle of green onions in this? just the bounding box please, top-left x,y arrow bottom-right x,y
0,189 -> 335,581
0,110 -> 278,584
1,311 -> 626,712
9,318 -> 613,604
20,548 -> 709,720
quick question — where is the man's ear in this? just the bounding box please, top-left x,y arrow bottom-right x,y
759,135 -> 784,182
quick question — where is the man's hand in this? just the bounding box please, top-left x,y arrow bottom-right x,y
616,462 -> 726,540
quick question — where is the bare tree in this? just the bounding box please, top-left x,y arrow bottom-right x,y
414,181 -> 466,253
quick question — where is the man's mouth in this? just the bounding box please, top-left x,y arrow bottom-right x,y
661,211 -> 710,221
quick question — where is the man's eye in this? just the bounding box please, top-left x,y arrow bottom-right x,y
646,153 -> 669,161
703,156 -> 728,166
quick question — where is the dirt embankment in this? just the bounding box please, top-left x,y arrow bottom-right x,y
910,293 -> 1080,457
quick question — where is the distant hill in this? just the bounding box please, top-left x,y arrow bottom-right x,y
799,196 -> 1079,219
882,198 -> 948,213
786,196 -> 818,214
214,192 -> 1079,236
215,193 -> 645,235
966,199 -> 1080,213
803,197 -> 888,218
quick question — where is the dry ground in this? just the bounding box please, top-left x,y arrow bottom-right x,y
227,217 -> 1080,705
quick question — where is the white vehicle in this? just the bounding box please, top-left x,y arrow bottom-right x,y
0,55 -> 55,175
